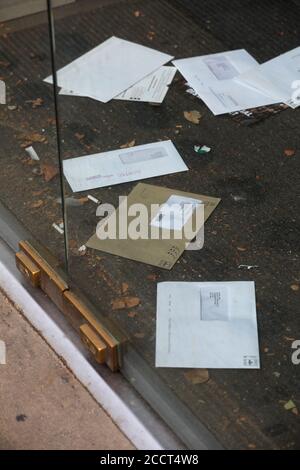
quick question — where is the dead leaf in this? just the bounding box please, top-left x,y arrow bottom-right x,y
147,31 -> 156,41
184,369 -> 210,385
284,400 -> 297,412
77,196 -> 89,204
284,148 -> 295,157
111,296 -> 140,310
0,60 -> 10,68
134,10 -> 141,17
134,332 -> 145,339
290,284 -> 299,292
121,282 -> 129,294
41,163 -> 59,182
147,274 -> 158,281
27,132 -> 46,143
237,246 -> 247,252
26,98 -> 44,108
128,311 -> 137,318
30,199 -> 44,209
184,110 -> 202,124
75,132 -> 85,141
120,139 -> 136,149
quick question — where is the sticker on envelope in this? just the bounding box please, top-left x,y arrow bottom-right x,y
151,195 -> 203,231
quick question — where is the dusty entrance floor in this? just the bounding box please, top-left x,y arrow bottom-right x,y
0,289 -> 134,450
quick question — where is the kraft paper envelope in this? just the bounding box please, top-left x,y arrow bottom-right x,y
87,183 -> 220,269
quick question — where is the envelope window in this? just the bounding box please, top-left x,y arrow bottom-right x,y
199,286 -> 229,321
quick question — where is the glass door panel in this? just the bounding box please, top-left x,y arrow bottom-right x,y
47,0 -> 300,450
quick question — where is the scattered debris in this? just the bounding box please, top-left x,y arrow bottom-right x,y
284,148 -> 296,157
120,139 -> 136,149
128,311 -> 137,318
231,194 -> 247,202
283,400 -> 298,414
134,332 -> 145,339
237,246 -> 247,252
147,31 -> 156,41
8,105 -> 17,111
184,110 -> 202,124
52,222 -> 64,235
184,369 -> 210,385
194,145 -> 211,154
26,98 -> 44,108
75,132 -> 85,141
88,194 -> 100,204
0,79 -> 6,104
41,163 -> 59,182
121,282 -> 129,294
238,265 -> 259,270
111,296 -> 140,310
25,132 -> 46,143
25,146 -> 40,161
133,10 -> 142,17
290,284 -> 299,292
78,245 -> 87,255
56,196 -> 89,207
147,273 -> 158,281
30,199 -> 44,209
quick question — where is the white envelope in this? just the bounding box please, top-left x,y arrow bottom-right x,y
44,36 -> 174,103
59,66 -> 177,104
156,281 -> 260,369
63,140 -> 188,192
236,46 -> 300,108
173,49 -> 278,115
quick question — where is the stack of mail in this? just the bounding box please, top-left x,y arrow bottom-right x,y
44,36 -> 176,104
173,47 -> 300,115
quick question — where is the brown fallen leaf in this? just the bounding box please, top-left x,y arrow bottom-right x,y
41,163 -> 59,182
283,400 -> 298,413
147,31 -> 156,41
184,110 -> 202,124
26,98 -> 44,108
75,132 -> 85,141
284,148 -> 296,157
121,282 -> 129,294
134,332 -> 145,339
133,10 -> 141,17
291,284 -> 299,292
237,246 -> 247,252
120,139 -> 136,149
30,199 -> 44,209
0,60 -> 10,68
184,369 -> 210,385
111,296 -> 140,310
128,311 -> 137,318
26,132 -> 46,143
147,274 -> 158,281
77,196 -> 89,204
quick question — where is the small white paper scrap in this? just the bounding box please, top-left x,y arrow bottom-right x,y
25,146 -> 40,161
0,80 -> 6,105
